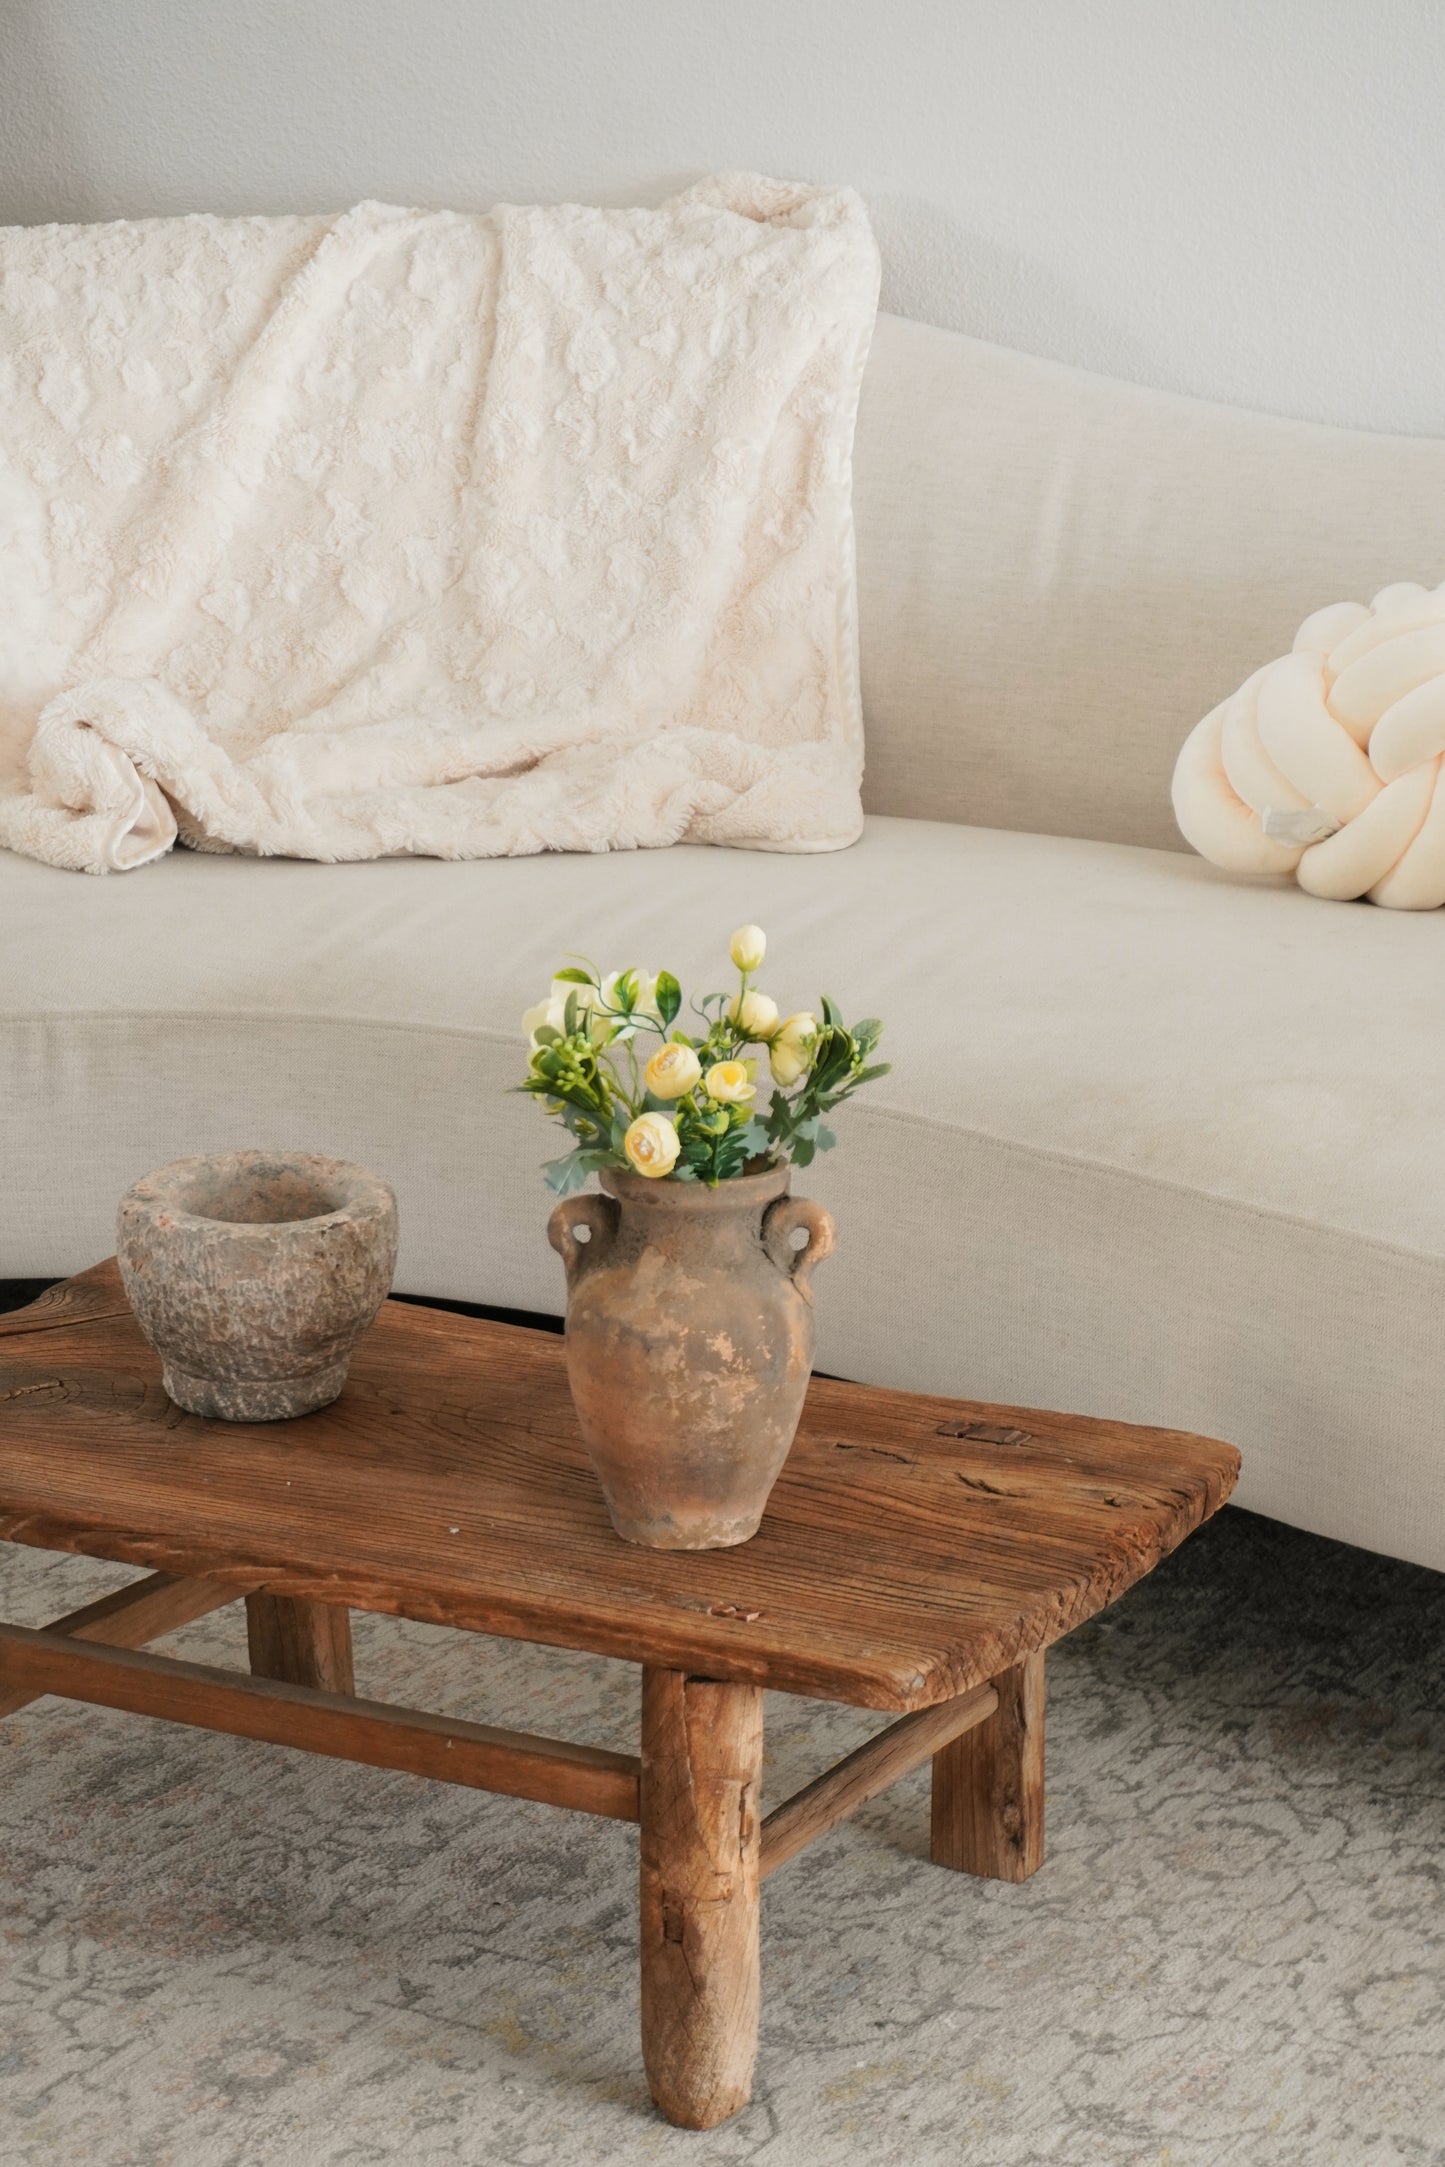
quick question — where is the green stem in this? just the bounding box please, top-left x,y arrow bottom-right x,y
602,1051 -> 640,1119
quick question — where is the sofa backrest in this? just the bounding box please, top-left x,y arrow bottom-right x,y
853,313 -> 1445,852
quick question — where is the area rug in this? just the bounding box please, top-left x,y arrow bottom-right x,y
0,1507 -> 1440,2167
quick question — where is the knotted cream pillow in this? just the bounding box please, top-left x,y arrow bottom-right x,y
1172,582 -> 1445,909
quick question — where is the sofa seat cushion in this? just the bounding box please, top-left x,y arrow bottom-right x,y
4,816 -> 1442,1571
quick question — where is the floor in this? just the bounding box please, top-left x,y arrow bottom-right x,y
0,1492 -> 1441,2167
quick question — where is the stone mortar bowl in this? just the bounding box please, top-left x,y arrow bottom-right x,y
117,1151 -> 398,1421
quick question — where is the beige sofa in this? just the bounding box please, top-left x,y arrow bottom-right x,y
6,313 -> 1445,1574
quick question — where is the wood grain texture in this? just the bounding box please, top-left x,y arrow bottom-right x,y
640,1668 -> 763,2129
0,1271 -> 130,1339
247,1593 -> 354,1693
0,1262 -> 1240,1711
0,1624 -> 641,1821
931,1651 -> 1046,1880
760,1682 -> 998,1880
0,1571 -> 240,1719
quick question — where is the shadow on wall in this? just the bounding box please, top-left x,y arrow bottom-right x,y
870,192 -> 1169,390
0,8 -> 1203,419
1,8 -> 1170,410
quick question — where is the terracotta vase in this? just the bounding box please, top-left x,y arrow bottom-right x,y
548,1163 -> 835,1549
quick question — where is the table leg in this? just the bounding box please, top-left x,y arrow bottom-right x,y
930,1650 -> 1044,1881
639,1666 -> 763,2129
245,1594 -> 354,1695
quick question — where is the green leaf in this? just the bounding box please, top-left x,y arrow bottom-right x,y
655,971 -> 681,1028
557,1105 -> 606,1141
820,994 -> 843,1031
853,1062 -> 891,1085
809,1033 -> 851,1093
543,1150 -> 590,1195
791,1133 -> 816,1168
548,1145 -> 619,1194
531,1024 -> 560,1046
564,989 -> 580,1036
552,967 -> 594,985
764,1098 -> 798,1146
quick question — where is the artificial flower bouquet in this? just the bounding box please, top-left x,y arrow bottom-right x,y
518,925 -> 888,1192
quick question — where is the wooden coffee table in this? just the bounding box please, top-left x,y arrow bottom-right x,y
0,1263 -> 1238,2129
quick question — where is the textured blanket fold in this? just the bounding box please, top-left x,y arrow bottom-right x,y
0,175 -> 879,874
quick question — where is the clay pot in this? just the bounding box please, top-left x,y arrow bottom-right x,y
116,1151 -> 398,1420
548,1164 -> 835,1549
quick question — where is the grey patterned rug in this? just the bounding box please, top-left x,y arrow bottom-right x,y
0,1496 -> 1441,2165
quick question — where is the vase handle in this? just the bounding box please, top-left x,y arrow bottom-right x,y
547,1192 -> 620,1284
763,1195 -> 836,1305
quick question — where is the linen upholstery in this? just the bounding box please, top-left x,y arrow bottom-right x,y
854,315 -> 1445,851
4,818 -> 1443,1574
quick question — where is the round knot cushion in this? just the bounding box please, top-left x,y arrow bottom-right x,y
1172,582 -> 1445,910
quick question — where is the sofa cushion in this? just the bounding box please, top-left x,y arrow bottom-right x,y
4,816 -> 1442,1571
854,315 -> 1445,854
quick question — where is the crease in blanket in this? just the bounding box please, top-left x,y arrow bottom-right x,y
0,175 -> 880,875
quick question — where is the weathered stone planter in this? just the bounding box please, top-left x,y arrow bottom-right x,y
116,1152 -> 398,1421
548,1164 -> 835,1549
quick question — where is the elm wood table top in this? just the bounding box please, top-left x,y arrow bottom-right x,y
0,1262 -> 1239,1713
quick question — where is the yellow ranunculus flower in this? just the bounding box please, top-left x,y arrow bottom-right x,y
727,989 -> 779,1040
552,972 -> 657,1048
599,968 -> 661,1023
705,1059 -> 755,1105
532,979 -> 611,1049
522,994 -> 566,1047
623,1111 -> 681,1178
729,924 -> 766,972
768,1010 -> 818,1088
645,1041 -> 702,1099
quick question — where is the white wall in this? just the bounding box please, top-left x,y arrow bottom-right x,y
2,0 -> 1441,434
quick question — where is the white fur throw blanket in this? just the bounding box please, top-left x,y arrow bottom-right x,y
1173,582 -> 1445,910
0,176 -> 879,874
